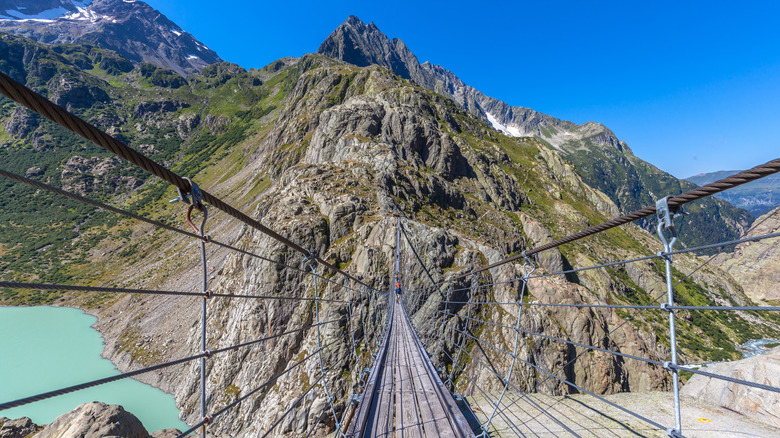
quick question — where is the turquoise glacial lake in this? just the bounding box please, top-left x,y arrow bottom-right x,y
0,306 -> 189,432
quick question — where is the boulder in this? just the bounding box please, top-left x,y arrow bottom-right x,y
0,416 -> 42,438
36,402 -> 148,438
681,347 -> 780,428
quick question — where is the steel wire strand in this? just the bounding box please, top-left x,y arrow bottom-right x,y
0,281 -> 347,302
399,221 -> 438,286
439,344 -> 577,437
0,352 -> 206,411
305,407 -> 328,438
441,300 -> 660,310
0,168 -> 312,277
260,368 -> 333,438
445,227 -> 780,293
437,348 -> 532,437
442,309 -> 664,366
175,339 -> 340,438
310,268 -> 344,437
512,351 -> 668,432
1,161 -> 376,292
667,364 -> 780,393
437,158 -> 780,283
0,72 -> 372,290
0,320 -> 338,412
528,232 -> 759,416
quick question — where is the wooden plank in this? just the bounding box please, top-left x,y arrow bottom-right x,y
401,301 -> 457,438
366,304 -> 397,438
401,301 -> 476,438
397,315 -> 423,438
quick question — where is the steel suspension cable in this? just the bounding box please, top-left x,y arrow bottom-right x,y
442,157 -> 780,282
175,337 -> 341,438
259,367 -> 333,438
0,72 -> 372,290
0,320 -> 338,412
438,339 -> 582,437
399,221 -> 438,287
0,281 -> 347,302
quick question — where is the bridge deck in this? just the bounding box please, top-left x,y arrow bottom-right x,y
347,299 -> 474,438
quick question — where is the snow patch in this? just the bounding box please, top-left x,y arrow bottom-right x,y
1,7 -> 68,20
64,6 -> 116,23
0,1 -> 93,20
186,55 -> 200,60
171,29 -> 182,36
485,112 -> 522,137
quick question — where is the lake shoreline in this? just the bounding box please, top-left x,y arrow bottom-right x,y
0,305 -> 189,431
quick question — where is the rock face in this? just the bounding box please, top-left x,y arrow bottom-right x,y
713,206 -> 780,303
0,0 -> 221,76
0,403 -> 183,438
681,347 -> 780,428
2,23 -> 777,437
318,16 -> 752,250
35,402 -> 148,438
0,417 -> 43,438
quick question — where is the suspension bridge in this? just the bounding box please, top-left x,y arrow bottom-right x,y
1,70 -> 780,438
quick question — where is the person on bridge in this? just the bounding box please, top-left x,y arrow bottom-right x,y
395,282 -> 401,303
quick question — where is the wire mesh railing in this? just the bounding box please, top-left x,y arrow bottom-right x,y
2,66 -> 780,437
0,72 -> 395,437
398,169 -> 780,437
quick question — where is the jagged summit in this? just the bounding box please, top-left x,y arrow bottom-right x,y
0,0 -> 90,20
318,15 -> 424,81
316,16 -> 752,247
0,0 -> 221,76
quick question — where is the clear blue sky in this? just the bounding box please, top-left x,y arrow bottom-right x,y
145,0 -> 779,178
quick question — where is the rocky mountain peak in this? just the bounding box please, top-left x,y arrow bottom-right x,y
0,0 -> 88,20
316,16 -> 752,249
318,15 -> 422,81
0,0 -> 221,76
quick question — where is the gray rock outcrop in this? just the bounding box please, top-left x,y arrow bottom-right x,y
36,402 -> 148,438
0,416 -> 42,438
681,347 -> 780,428
713,206 -> 780,303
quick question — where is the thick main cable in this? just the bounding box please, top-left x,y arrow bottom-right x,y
0,72 -> 370,290
447,157 -> 780,280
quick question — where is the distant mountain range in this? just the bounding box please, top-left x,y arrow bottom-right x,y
687,170 -> 780,218
0,0 -> 221,76
318,16 -> 753,247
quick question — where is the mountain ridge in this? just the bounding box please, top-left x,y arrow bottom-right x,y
687,170 -> 780,217
317,16 -> 753,250
1,17 -> 778,437
0,0 -> 221,76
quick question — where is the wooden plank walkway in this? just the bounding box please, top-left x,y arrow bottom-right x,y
347,299 -> 475,438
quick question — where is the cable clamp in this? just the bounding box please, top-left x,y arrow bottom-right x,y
203,414 -> 213,425
667,427 -> 684,437
521,251 -> 537,278
171,178 -> 203,208
303,250 -> 318,269
656,196 -> 687,230
204,289 -> 213,299
660,303 -> 672,312
203,349 -> 213,358
663,361 -> 674,371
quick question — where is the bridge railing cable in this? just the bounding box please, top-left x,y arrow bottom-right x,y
0,72 -> 373,290
0,73 -> 390,435
405,168 -> 780,437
